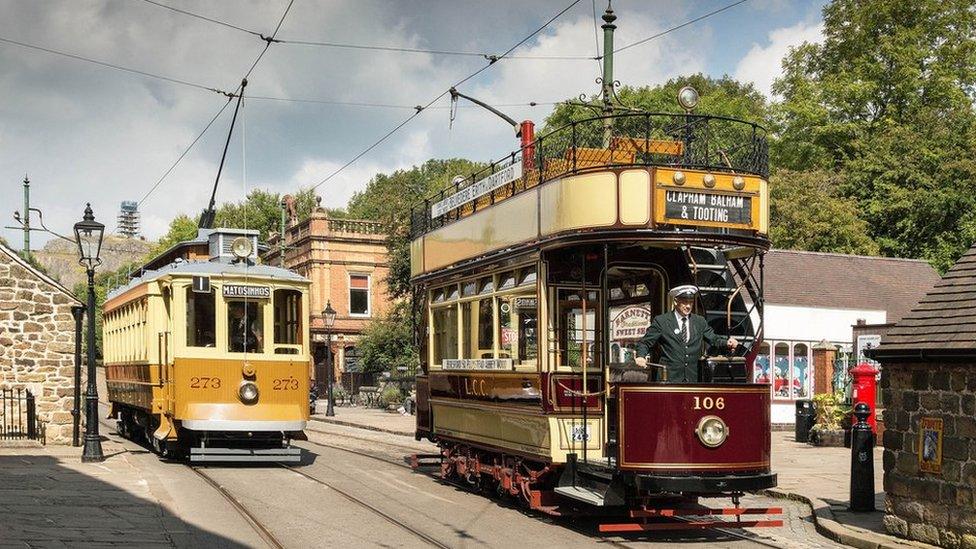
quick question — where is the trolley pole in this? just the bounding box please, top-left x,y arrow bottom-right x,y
600,4 -> 617,147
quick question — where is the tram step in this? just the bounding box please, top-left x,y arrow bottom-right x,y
189,446 -> 302,463
554,485 -> 609,507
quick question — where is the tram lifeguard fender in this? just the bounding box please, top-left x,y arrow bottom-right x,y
616,384 -> 771,473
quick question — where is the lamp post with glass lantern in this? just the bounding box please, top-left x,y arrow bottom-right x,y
322,301 -> 337,417
74,203 -> 105,463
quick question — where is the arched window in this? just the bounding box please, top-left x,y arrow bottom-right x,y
754,342 -> 771,384
774,343 -> 790,398
792,343 -> 809,399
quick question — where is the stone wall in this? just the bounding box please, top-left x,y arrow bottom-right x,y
0,246 -> 82,444
881,362 -> 976,548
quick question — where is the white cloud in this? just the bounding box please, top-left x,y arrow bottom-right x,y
734,21 -> 824,97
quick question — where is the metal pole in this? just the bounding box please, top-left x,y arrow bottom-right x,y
849,402 -> 875,511
600,4 -> 617,147
279,199 -> 287,267
325,332 -> 335,417
71,305 -> 84,447
22,175 -> 30,257
82,268 -> 104,462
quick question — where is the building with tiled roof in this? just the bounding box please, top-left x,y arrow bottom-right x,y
757,249 -> 939,423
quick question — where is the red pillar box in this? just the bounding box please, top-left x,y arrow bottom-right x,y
850,363 -> 879,432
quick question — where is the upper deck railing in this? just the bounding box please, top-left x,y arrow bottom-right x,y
410,112 -> 768,239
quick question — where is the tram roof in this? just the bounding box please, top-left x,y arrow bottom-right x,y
106,259 -> 307,301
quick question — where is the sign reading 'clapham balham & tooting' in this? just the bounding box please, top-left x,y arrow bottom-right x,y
664,190 -> 752,225
431,160 -> 523,218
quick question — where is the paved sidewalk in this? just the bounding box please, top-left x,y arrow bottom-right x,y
312,406 -> 937,549
0,438 -> 264,547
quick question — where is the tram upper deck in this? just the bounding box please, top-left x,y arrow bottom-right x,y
409,112 -> 769,280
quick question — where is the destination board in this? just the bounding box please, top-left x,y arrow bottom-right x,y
431,160 -> 523,218
222,285 -> 271,299
443,359 -> 513,370
664,190 -> 752,225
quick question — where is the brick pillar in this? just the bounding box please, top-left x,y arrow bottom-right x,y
812,340 -> 838,395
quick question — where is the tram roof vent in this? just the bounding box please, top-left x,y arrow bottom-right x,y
207,228 -> 259,262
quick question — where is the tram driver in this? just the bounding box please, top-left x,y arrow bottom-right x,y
634,285 -> 738,382
228,301 -> 263,353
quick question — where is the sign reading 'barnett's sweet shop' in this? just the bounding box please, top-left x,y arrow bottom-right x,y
664,191 -> 752,225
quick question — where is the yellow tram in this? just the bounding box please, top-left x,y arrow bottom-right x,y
411,102 -> 779,529
102,228 -> 310,461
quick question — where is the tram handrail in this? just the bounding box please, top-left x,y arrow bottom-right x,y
410,111 -> 768,239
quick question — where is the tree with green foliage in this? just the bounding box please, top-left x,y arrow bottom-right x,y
543,74 -> 772,131
214,188 -> 319,242
773,0 -> 976,269
769,170 -> 878,255
355,302 -> 416,375
347,158 -> 486,297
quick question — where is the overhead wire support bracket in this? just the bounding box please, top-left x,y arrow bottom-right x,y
199,78 -> 248,229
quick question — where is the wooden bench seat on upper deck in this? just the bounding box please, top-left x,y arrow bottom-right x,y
610,137 -> 684,156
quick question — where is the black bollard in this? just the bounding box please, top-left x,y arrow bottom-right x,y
849,402 -> 875,511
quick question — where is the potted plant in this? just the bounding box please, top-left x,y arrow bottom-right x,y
808,392 -> 851,447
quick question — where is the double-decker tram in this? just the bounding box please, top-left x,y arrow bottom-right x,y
410,95 -> 781,530
102,228 -> 310,462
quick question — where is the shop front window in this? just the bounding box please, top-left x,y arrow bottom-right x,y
792,343 -> 809,398
754,342 -> 771,383
773,343 -> 790,398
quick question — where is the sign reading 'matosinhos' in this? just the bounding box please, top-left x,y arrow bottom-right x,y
222,285 -> 271,299
431,160 -> 523,218
664,190 -> 752,225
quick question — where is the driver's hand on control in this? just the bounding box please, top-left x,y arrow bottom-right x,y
635,356 -> 648,368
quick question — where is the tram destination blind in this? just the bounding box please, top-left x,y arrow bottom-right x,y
664,190 -> 752,225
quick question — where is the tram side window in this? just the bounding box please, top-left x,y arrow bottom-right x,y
273,289 -> 302,345
499,293 -> 538,365
460,297 -> 494,359
432,306 -> 459,364
186,289 -> 215,348
228,301 -> 264,353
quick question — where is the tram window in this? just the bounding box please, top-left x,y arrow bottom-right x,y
186,289 -> 215,348
462,280 -> 478,297
519,267 -> 537,286
478,298 -> 494,357
432,288 -> 445,303
228,301 -> 264,353
460,298 -> 495,359
446,285 -> 460,301
498,271 -> 516,290
479,277 -> 494,294
556,289 -> 601,368
273,289 -> 302,345
432,306 -> 459,364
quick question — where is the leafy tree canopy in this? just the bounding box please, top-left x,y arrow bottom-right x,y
355,301 -> 416,375
543,74 -> 772,131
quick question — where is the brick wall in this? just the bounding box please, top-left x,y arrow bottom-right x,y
0,246 -> 82,444
882,361 -> 976,548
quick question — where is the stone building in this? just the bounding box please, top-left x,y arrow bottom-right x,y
264,198 -> 390,390
0,241 -> 83,444
872,244 -> 976,548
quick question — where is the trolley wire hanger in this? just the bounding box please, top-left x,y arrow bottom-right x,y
199,78 -> 247,229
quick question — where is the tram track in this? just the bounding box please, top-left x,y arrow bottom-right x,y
301,429 -> 797,549
279,463 -> 452,548
189,466 -> 286,549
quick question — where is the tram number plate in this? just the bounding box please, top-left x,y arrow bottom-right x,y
664,191 -> 751,225
273,377 -> 300,390
571,424 -> 590,442
189,377 -> 221,389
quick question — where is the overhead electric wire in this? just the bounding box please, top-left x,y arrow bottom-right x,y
138,0 -> 593,60
138,0 -> 264,38
0,35 -> 229,95
613,0 -> 750,54
309,0 -> 583,192
137,99 -> 233,206
139,0 -> 294,207
247,94 -> 555,110
242,0 -> 294,80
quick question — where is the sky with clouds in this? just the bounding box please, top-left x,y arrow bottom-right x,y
0,0 -> 826,246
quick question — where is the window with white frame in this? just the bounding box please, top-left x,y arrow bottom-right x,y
753,340 -> 815,400
349,274 -> 370,316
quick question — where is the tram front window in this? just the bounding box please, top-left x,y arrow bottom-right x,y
228,301 -> 264,353
607,267 -> 666,367
186,289 -> 215,348
556,289 -> 601,368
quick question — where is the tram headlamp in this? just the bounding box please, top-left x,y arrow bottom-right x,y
238,381 -> 259,404
231,237 -> 253,260
677,86 -> 699,112
696,415 -> 728,448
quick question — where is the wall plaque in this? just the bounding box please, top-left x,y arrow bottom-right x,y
918,417 -> 943,474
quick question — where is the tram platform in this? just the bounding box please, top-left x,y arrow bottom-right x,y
312,405 -> 937,549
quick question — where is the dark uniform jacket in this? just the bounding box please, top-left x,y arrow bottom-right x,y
635,312 -> 728,383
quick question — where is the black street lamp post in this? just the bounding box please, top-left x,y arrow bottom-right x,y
74,204 -> 105,463
322,301 -> 337,417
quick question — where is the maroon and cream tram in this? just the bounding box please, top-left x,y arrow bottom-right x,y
409,99 -> 781,530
